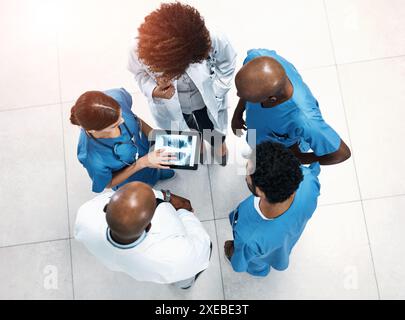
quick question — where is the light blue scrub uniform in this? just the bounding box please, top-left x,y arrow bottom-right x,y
229,163 -> 321,276
244,49 -> 341,156
77,88 -> 160,193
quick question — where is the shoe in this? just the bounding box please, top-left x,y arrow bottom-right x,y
220,152 -> 228,167
200,152 -> 205,165
180,285 -> 193,290
174,277 -> 196,290
158,169 -> 176,181
199,141 -> 206,165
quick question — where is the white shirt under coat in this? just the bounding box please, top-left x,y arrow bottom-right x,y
74,191 -> 211,284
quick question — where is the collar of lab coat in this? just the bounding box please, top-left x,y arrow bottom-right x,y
106,228 -> 147,250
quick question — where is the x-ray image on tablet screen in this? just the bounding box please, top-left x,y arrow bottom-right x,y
152,130 -> 200,170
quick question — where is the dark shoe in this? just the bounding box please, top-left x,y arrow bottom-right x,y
220,152 -> 228,167
180,285 -> 193,290
199,151 -> 205,165
199,141 -> 207,165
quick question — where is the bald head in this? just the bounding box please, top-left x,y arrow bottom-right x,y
105,182 -> 156,242
236,56 -> 288,102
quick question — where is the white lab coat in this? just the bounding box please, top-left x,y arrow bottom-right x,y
74,192 -> 211,284
127,31 -> 237,135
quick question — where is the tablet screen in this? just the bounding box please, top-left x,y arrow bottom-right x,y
154,132 -> 199,168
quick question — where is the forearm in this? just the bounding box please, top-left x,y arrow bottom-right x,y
139,117 -> 153,138
233,98 -> 246,117
295,151 -> 347,165
294,152 -> 319,165
107,160 -> 145,189
291,140 -> 351,165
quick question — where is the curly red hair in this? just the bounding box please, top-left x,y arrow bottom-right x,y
137,2 -> 211,79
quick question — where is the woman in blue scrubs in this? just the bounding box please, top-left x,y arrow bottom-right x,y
70,88 -> 176,193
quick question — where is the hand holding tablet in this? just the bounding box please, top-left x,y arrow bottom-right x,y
138,148 -> 178,170
149,130 -> 201,170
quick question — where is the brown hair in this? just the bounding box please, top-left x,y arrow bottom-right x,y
70,91 -> 121,131
137,2 -> 211,79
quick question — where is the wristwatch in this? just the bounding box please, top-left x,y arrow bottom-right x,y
161,189 -> 171,202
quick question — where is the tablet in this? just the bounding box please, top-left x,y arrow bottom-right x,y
150,130 -> 201,170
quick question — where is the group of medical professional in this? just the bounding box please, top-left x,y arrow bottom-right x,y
72,2 -> 351,289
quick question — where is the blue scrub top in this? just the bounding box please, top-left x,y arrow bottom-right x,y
244,49 -> 341,156
77,88 -> 159,193
229,163 -> 321,276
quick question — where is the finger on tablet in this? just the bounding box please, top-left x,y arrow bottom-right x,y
162,152 -> 177,157
161,151 -> 176,157
158,164 -> 171,169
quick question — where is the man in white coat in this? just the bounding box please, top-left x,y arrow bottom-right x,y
128,2 -> 237,166
75,182 -> 212,289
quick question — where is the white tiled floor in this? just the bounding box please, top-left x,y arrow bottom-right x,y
0,0 -> 404,300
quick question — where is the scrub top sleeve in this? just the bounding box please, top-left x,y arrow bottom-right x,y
228,207 -> 238,226
118,88 -> 133,114
309,162 -> 321,177
243,54 -> 254,65
301,165 -> 321,197
302,118 -> 341,157
86,163 -> 113,193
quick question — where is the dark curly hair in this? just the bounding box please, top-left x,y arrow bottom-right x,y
137,2 -> 212,79
249,142 -> 303,203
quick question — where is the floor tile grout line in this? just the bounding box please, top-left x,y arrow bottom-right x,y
0,102 -> 62,113
207,165 -> 226,300
206,193 -> 405,221
212,217 -> 228,222
335,34 -> 382,303
318,199 -> 361,207
56,30 -> 76,300
337,54 -> 405,68
358,200 -> 382,299
322,0 -> 381,300
0,54 -> 403,114
362,193 -> 405,202
0,94 -> 141,114
0,238 -> 71,250
321,193 -> 405,205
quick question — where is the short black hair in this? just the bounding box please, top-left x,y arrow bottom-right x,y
250,142 -> 303,203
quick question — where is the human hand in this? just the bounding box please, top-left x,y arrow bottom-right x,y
139,148 -> 177,169
231,112 -> 247,137
170,194 -> 193,212
152,77 -> 175,99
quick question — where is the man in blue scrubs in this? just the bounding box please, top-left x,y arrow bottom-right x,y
224,141 -> 320,276
231,49 -> 351,165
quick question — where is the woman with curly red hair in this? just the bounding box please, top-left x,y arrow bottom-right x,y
128,2 -> 236,166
